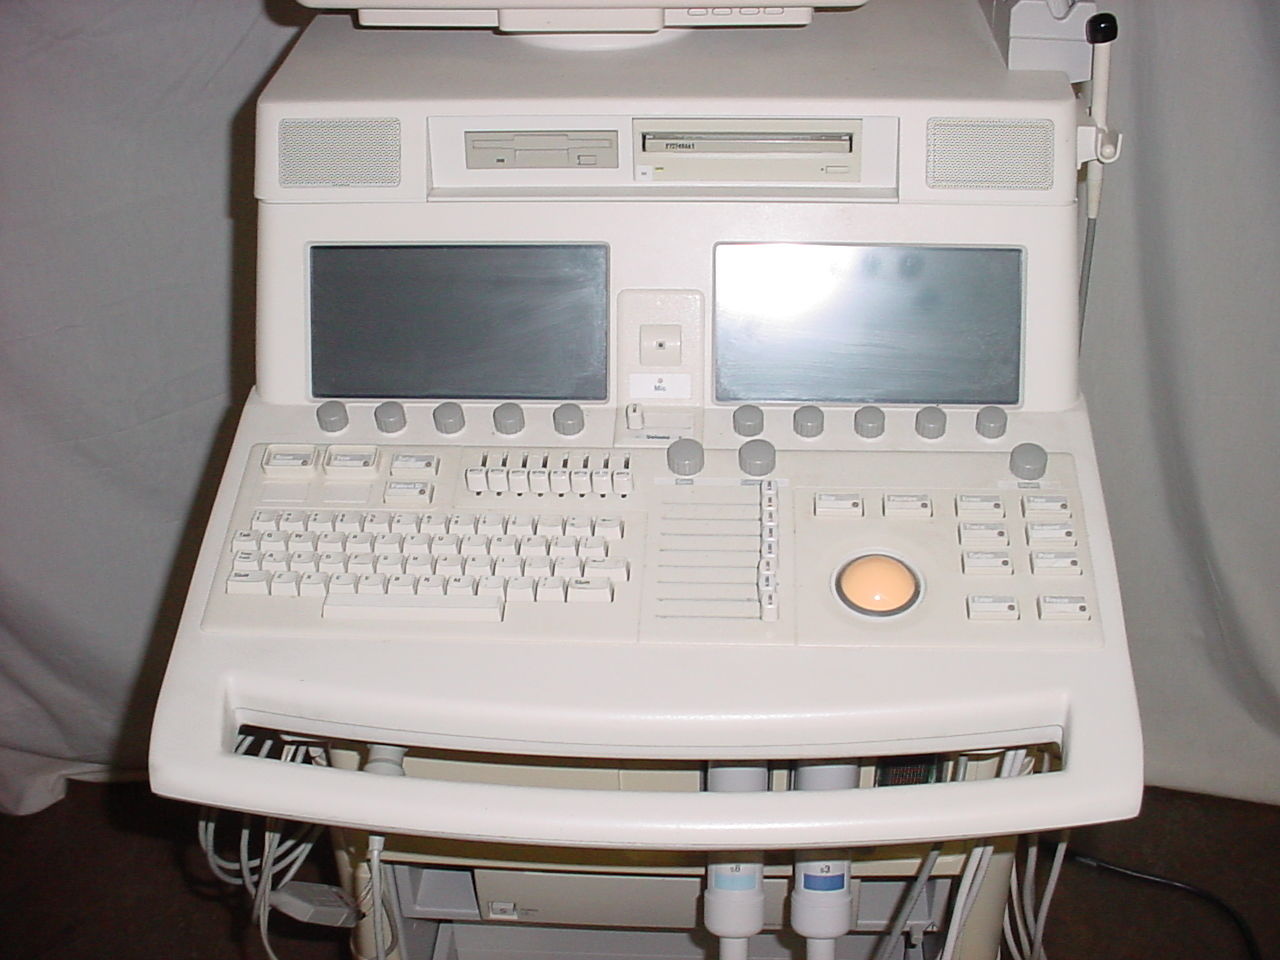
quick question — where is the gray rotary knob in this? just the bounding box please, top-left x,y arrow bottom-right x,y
666,437 -> 705,477
493,402 -> 525,435
1010,442 -> 1049,480
793,405 -> 824,438
975,406 -> 1008,439
854,405 -> 886,439
315,400 -> 348,433
553,403 -> 585,436
738,439 -> 776,477
432,401 -> 465,435
374,401 -> 406,434
733,404 -> 765,437
915,406 -> 947,439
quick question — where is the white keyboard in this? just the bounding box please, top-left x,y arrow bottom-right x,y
226,506 -> 631,620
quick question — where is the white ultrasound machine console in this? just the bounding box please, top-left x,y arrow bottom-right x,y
150,1 -> 1142,957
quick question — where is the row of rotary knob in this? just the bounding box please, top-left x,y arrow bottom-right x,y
733,403 -> 1011,440
667,435 -> 1051,481
315,400 -> 588,437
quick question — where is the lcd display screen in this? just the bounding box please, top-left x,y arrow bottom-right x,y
714,243 -> 1023,404
310,244 -> 608,400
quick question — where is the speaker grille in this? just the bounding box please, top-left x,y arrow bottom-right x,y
278,118 -> 401,188
926,118 -> 1054,191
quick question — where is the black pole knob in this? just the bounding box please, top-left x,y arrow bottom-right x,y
1087,12 -> 1118,44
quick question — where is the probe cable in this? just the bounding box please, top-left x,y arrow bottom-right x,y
1066,850 -> 1264,960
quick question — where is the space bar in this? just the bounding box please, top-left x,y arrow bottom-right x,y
323,594 -> 504,622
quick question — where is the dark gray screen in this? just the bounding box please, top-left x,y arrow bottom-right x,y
714,243 -> 1023,404
310,244 -> 608,400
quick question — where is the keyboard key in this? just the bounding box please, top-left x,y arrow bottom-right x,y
477,576 -> 507,598
430,534 -> 460,556
316,532 -> 345,551
507,515 -> 535,537
260,551 -> 289,572
387,574 -> 417,595
584,558 -> 629,583
288,551 -> 319,573
595,517 -> 624,541
477,513 -> 507,536
445,575 -> 476,596
417,574 -> 446,596
232,550 -> 262,571
519,535 -> 549,557
328,573 -> 358,595
549,536 -> 578,559
420,513 -> 448,535
231,530 -> 259,550
463,556 -> 493,577
506,576 -> 536,601
524,556 -> 553,578
270,571 -> 301,596
318,552 -> 347,573
324,593 -> 503,622
357,574 -> 386,595
226,570 -> 270,595
567,578 -> 612,602
299,572 -> 328,597
374,553 -> 405,574
434,556 -> 464,577
493,556 -> 524,577
565,516 -> 594,537
391,513 -> 420,534
306,511 -> 336,532
347,554 -> 376,575
404,552 -> 434,574
552,558 -> 582,579
448,513 -> 477,534
535,515 -> 564,536
578,536 -> 608,560
536,576 -> 567,602
335,511 -> 364,533
251,510 -> 279,531
278,510 -> 308,532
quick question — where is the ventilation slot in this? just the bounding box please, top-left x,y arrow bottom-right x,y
926,118 -> 1054,190
278,118 -> 401,188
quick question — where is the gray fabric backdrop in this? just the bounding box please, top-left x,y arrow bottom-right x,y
2,0 -> 1277,814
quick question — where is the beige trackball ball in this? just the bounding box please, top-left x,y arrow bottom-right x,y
836,555 -> 919,616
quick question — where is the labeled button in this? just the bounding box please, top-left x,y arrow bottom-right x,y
885,494 -> 933,518
959,522 -> 1009,546
967,594 -> 1019,620
956,494 -> 1004,518
1038,594 -> 1091,621
1027,522 -> 1077,546
1023,495 -> 1071,518
325,446 -> 379,477
263,446 -> 317,477
389,453 -> 438,478
384,481 -> 433,504
815,493 -> 864,517
962,550 -> 1013,575
1031,550 -> 1083,575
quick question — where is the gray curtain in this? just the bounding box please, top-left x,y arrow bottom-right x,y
2,0 -> 1277,813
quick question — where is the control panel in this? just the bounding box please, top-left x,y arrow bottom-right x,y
208,424 -> 1101,651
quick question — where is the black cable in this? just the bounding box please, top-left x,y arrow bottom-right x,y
1067,849 -> 1264,960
